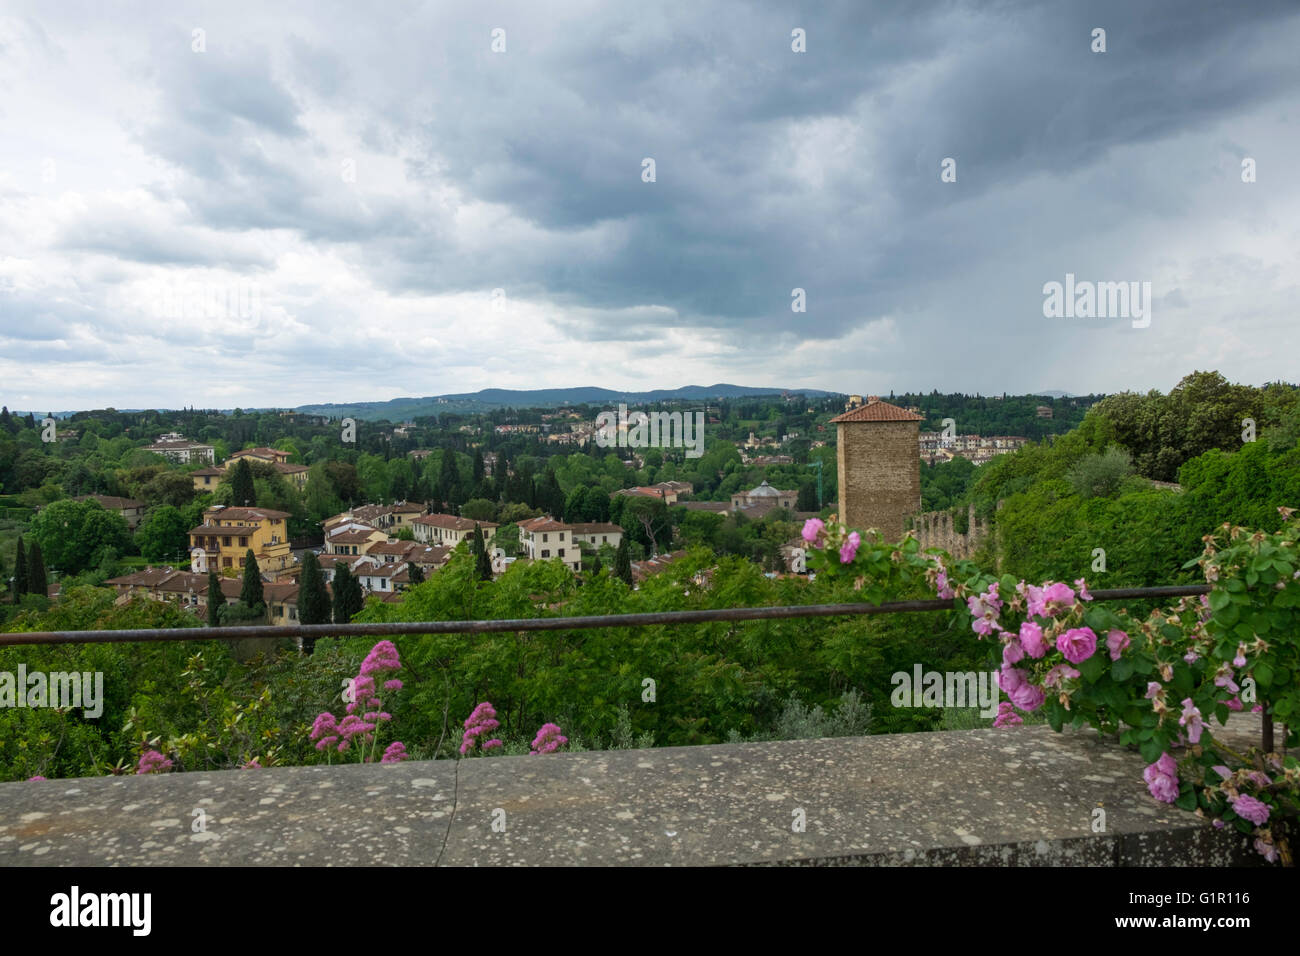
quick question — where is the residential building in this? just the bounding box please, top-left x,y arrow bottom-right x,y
411,513 -> 499,547
73,494 -> 146,530
188,505 -> 292,574
569,522 -> 623,552
191,467 -> 225,493
228,446 -> 291,465
144,432 -> 215,464
517,516 -> 581,572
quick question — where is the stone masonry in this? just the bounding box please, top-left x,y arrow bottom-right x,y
831,397 -> 923,541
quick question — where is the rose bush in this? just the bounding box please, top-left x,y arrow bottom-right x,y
803,510 -> 1299,865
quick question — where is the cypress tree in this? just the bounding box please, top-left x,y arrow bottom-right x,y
473,449 -> 485,483
298,551 -> 331,654
332,564 -> 363,623
239,549 -> 264,610
591,553 -> 603,577
407,561 -> 425,586
230,458 -> 256,507
474,524 -> 493,581
207,568 -> 222,626
13,539 -> 28,597
614,537 -> 633,587
27,542 -> 47,597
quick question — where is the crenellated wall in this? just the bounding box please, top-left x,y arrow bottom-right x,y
911,503 -> 990,560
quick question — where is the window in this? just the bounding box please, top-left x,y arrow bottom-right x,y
542,533 -> 548,542
239,537 -> 248,547
223,557 -> 232,568
223,536 -> 231,546
558,549 -> 565,557
542,549 -> 550,558
602,536 -> 607,543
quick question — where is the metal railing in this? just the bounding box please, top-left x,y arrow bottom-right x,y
0,584 -> 1210,647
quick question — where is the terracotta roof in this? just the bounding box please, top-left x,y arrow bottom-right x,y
367,540 -> 422,556
206,507 -> 291,520
569,522 -> 623,535
414,513 -> 498,531
274,462 -> 309,474
676,501 -> 731,513
191,467 -> 224,477
519,516 -> 570,533
829,399 -> 924,423
328,530 -> 378,544
229,447 -> 289,459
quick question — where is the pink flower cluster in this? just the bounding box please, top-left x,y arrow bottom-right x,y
461,701 -> 503,754
310,641 -> 406,763
992,702 -> 1023,728
137,750 -> 174,774
381,741 -> 408,764
530,722 -> 568,755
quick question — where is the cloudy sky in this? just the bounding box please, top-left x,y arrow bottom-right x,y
2,0 -> 1299,411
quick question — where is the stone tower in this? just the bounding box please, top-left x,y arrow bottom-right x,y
830,396 -> 922,541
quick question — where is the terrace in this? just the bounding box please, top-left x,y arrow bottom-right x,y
0,586 -> 1284,867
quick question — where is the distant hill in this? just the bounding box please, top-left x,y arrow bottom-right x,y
292,384 -> 834,421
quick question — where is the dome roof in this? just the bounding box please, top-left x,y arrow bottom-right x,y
748,480 -> 781,497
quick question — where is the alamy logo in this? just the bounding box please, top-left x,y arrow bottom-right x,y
50,886 -> 151,936
1042,273 -> 1151,328
0,666 -> 104,718
891,665 -> 1000,718
595,404 -> 704,458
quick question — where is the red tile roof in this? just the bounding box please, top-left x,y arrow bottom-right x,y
414,513 -> 498,531
829,398 -> 924,423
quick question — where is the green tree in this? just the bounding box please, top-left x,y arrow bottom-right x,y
29,498 -> 131,575
206,569 -> 222,627
1066,445 -> 1133,499
12,539 -> 27,598
298,551 -> 330,654
26,542 -> 47,596
473,524 -> 493,582
229,458 -> 256,506
461,497 -> 498,522
240,550 -> 264,611
332,563 -> 363,623
136,505 -> 191,564
407,561 -> 425,586
614,536 -> 633,587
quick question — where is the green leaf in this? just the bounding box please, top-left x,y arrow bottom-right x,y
1139,737 -> 1165,763
1111,658 -> 1134,682
1175,790 -> 1198,812
1078,655 -> 1105,683
1254,662 -> 1273,688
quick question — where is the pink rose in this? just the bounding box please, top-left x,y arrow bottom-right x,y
1018,621 -> 1047,658
1143,752 -> 1179,803
998,665 -> 1027,695
839,531 -> 861,564
1002,638 -> 1025,666
1044,662 -> 1080,688
1106,629 -> 1130,661
1231,794 -> 1270,826
1057,627 -> 1098,664
1009,682 -> 1045,713
801,518 -> 825,547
